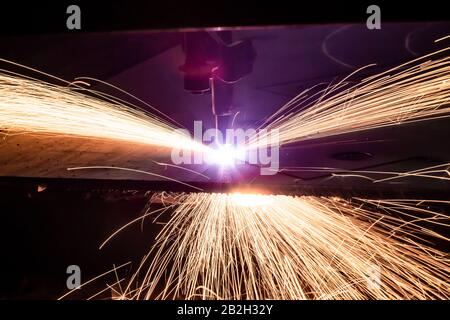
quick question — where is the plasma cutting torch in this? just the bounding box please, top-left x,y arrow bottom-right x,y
180,30 -> 256,137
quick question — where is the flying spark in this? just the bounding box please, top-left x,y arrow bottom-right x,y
105,193 -> 450,300
0,70 -> 206,153
248,49 -> 450,149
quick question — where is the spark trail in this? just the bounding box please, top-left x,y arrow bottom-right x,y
0,71 -> 205,152
114,193 -> 450,300
248,49 -> 450,149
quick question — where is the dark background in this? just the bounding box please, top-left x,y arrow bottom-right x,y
0,1 -> 449,299
0,1 -> 449,35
